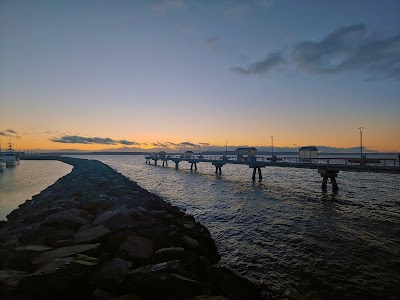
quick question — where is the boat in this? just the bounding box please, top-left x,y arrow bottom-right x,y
0,159 -> 5,171
3,142 -> 18,167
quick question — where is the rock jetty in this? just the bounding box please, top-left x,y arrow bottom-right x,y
0,157 -> 262,299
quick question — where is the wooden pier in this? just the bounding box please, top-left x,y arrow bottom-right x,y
145,154 -> 400,191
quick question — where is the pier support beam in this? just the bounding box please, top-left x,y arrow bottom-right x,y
318,169 -> 339,191
175,162 -> 179,169
251,167 -> 263,181
162,160 -> 168,167
212,163 -> 224,174
190,162 -> 197,171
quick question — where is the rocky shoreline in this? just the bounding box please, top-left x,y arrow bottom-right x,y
0,156 -> 263,299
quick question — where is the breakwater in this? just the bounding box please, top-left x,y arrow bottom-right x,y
0,157 -> 262,299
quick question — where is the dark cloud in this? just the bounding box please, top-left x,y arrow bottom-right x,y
119,139 -> 139,146
292,24 -> 400,79
6,129 -> 18,134
51,135 -> 117,145
0,131 -> 8,136
180,142 -> 197,147
152,142 -> 168,148
199,142 -> 210,146
231,51 -> 287,75
45,131 -> 52,134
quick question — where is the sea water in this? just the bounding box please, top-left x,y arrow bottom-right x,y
0,160 -> 72,220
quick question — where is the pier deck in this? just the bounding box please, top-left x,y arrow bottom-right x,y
145,154 -> 399,191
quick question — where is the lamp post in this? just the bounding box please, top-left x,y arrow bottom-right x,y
359,127 -> 363,161
271,136 -> 274,157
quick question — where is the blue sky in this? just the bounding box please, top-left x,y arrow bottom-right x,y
1,0 -> 399,152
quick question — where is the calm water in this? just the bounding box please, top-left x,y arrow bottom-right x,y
73,155 -> 400,299
0,160 -> 73,221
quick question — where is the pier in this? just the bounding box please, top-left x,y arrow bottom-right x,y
145,151 -> 400,191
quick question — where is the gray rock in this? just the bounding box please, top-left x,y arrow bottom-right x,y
86,194 -> 114,210
96,258 -> 132,287
32,243 -> 100,265
93,210 -> 134,230
45,212 -> 89,228
153,247 -> 185,262
182,235 -> 200,249
74,225 -> 111,244
119,236 -> 153,260
0,269 -> 29,289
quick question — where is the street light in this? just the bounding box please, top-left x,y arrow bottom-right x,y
359,127 -> 363,160
271,136 -> 274,157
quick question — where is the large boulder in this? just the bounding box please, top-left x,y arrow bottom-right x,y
74,225 -> 111,244
119,236 -> 153,260
95,258 -> 132,289
32,243 -> 100,265
92,209 -> 134,230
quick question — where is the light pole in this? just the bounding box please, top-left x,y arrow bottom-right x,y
359,127 -> 363,160
271,136 -> 274,157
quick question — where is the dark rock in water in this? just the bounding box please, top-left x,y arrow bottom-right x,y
0,156 -> 264,299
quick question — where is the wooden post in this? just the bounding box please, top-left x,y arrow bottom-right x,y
252,168 -> 256,180
258,167 -> 262,180
175,162 -> 179,169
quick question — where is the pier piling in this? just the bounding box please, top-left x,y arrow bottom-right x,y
319,169 -> 339,191
251,167 -> 263,181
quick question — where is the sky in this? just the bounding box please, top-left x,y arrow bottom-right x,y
1,0 -> 399,152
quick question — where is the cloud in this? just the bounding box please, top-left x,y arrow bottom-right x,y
231,51 -> 287,75
51,135 -> 117,145
6,129 -> 18,134
199,142 -> 210,146
51,135 -> 138,145
0,131 -> 8,136
292,24 -> 400,80
119,139 -> 139,146
152,142 -> 169,148
180,141 -> 197,147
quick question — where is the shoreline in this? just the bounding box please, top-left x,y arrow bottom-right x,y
0,156 -> 264,299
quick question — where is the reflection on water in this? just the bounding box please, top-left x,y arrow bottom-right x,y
78,155 -> 399,299
0,160 -> 73,221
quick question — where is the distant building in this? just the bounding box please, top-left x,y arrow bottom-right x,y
235,147 -> 257,162
299,146 -> 318,162
158,151 -> 166,159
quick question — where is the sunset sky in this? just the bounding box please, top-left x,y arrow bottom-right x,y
1,0 -> 399,152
